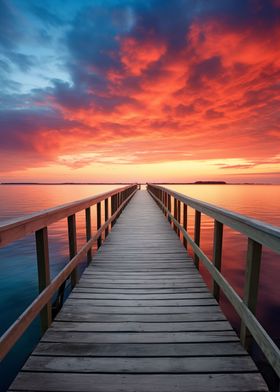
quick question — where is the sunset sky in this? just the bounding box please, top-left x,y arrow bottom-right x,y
0,0 -> 280,183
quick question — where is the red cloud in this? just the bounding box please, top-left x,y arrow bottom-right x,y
120,37 -> 166,76
1,12 -> 280,181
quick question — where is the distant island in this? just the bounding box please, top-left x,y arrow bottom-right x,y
194,181 -> 227,184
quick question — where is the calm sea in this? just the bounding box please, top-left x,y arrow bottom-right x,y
0,184 -> 279,391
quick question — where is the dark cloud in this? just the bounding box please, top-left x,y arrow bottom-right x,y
6,52 -> 35,72
0,0 -> 18,48
0,59 -> 10,73
31,5 -> 64,26
205,108 -> 225,119
0,108 -> 81,151
188,56 -> 224,88
175,104 -> 196,116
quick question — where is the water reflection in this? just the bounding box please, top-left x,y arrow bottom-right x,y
0,184 -> 279,391
168,184 -> 280,341
0,185 -> 116,391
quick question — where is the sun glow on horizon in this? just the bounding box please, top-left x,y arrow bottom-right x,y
0,1 -> 280,183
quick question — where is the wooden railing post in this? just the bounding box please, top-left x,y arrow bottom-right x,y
105,198 -> 109,238
174,197 -> 178,233
183,203 -> 188,249
111,195 -> 115,227
67,214 -> 78,288
212,220 -> 223,301
97,202 -> 102,248
168,194 -> 171,223
85,207 -> 92,265
240,238 -> 262,348
35,227 -> 52,333
194,210 -> 201,269
177,200 -> 181,237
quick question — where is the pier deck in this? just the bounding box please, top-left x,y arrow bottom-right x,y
9,191 -> 268,391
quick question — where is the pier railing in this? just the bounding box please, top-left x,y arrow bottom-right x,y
0,184 -> 138,360
147,183 -> 280,378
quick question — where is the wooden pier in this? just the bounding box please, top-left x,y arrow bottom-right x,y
1,185 -> 280,391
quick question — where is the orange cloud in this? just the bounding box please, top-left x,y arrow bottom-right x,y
1,9 -> 280,182
120,37 -> 166,76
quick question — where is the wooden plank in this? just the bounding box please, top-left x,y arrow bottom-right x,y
48,320 -> 232,332
23,355 -> 257,373
9,373 -> 268,391
59,305 -> 220,314
55,312 -> 227,323
68,284 -> 208,295
41,330 -> 238,344
69,292 -> 212,299
63,298 -> 217,306
77,284 -> 208,290
33,341 -> 247,357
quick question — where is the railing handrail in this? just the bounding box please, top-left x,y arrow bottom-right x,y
148,184 -> 280,254
147,183 -> 280,379
0,184 -> 138,360
0,184 -> 136,248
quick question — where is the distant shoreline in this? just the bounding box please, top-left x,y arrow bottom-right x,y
0,182 -> 276,185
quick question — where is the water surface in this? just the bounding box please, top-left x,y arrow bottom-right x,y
0,184 -> 279,391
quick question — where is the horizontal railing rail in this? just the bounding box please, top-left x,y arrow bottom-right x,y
147,183 -> 280,379
0,184 -> 138,360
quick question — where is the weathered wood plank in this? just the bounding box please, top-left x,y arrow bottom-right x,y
59,305 -> 220,314
33,341 -> 247,357
24,355 -> 257,373
56,311 -> 226,323
49,320 -> 232,332
63,298 -> 217,307
41,330 -> 238,344
69,292 -> 212,299
9,373 -> 268,392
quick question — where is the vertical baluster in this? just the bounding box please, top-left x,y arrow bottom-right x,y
168,194 -> 171,223
85,207 -> 92,265
111,195 -> 115,227
35,227 -> 52,332
240,238 -> 262,348
177,200 -> 181,237
105,198 -> 109,238
121,191 -> 123,209
68,214 -> 78,288
174,197 -> 177,233
97,202 -> 102,248
183,204 -> 188,249
194,210 -> 201,269
212,220 -> 223,301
